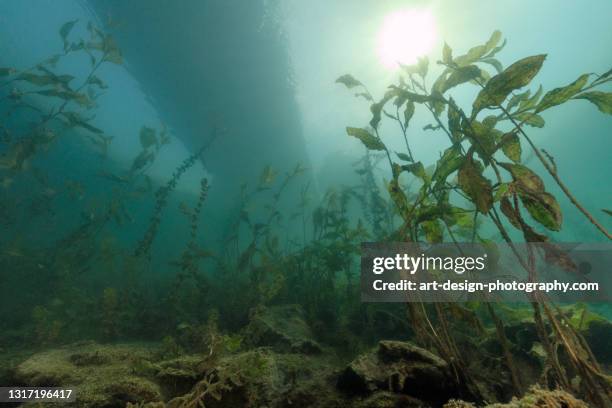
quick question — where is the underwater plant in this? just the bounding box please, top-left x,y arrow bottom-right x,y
135,128 -> 218,258
337,31 -> 611,405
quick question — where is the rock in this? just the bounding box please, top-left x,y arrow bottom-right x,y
168,348 -> 342,408
444,386 -> 589,407
583,319 -> 612,365
13,342 -> 164,407
354,391 -> 431,408
244,304 -> 322,354
337,340 -> 458,406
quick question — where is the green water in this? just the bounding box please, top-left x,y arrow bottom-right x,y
0,1 -> 610,407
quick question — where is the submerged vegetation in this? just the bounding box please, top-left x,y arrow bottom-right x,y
0,19 -> 610,408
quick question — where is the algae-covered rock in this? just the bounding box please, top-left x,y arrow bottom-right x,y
244,304 -> 323,354
354,391 -> 430,408
169,347 -> 342,408
337,340 -> 457,406
13,342 -> 164,407
444,386 -> 589,407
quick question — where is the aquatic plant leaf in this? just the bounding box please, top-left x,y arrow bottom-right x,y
447,100 -> 462,141
36,89 -> 92,107
518,85 -> 543,111
535,74 -> 589,113
493,182 -> 511,202
464,120 -> 502,162
519,191 -> 562,231
500,132 -> 521,162
422,220 -> 443,243
346,127 -> 385,151
452,31 -> 502,68
61,112 -> 103,134
370,89 -> 401,128
574,91 -> 612,115
336,74 -> 362,89
391,87 -> 433,104
506,89 -> 531,111
472,54 -> 546,115
498,162 -> 544,192
514,112 -> 545,128
130,150 -> 154,173
442,42 -> 453,64
355,92 -> 372,101
500,197 -> 522,230
401,161 -> 427,180
87,75 -> 108,89
102,36 -> 123,64
60,20 -> 78,44
432,145 -> 463,185
481,58 -> 503,74
441,65 -> 481,93
139,126 -> 158,149
17,73 -> 56,86
602,209 -> 612,217
399,57 -> 428,77
396,152 -> 412,162
403,101 -> 415,128
458,157 -> 493,214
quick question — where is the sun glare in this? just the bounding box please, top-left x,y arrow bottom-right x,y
377,9 -> 436,69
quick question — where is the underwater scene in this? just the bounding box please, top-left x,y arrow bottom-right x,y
0,0 -> 611,407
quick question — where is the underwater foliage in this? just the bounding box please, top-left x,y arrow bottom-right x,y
337,30 -> 612,405
1,17 -> 611,408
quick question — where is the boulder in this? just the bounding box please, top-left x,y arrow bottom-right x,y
338,340 -> 458,406
13,342 -> 164,407
244,304 -> 322,354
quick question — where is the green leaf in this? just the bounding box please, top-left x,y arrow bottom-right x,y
472,54 -> 546,115
396,152 -> 412,162
481,58 -> 503,74
102,36 -> 123,64
441,65 -> 481,93
17,73 -> 55,86
464,120 -> 502,163
422,220 -> 443,243
60,20 -> 78,42
500,132 -> 521,162
518,85 -> 543,111
574,91 -> 612,115
139,126 -> 158,149
519,191 -> 562,231
403,101 -> 415,128
535,74 -> 589,113
432,145 -> 464,185
498,162 -> 544,192
442,42 -> 453,64
447,100 -> 462,141
514,112 -> 545,128
506,89 -> 531,111
458,157 -> 493,214
336,74 -> 362,89
346,127 -> 385,151
401,161 -> 427,180
452,31 -> 502,67
494,182 -> 511,202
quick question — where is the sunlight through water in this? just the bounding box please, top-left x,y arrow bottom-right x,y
377,9 -> 436,69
